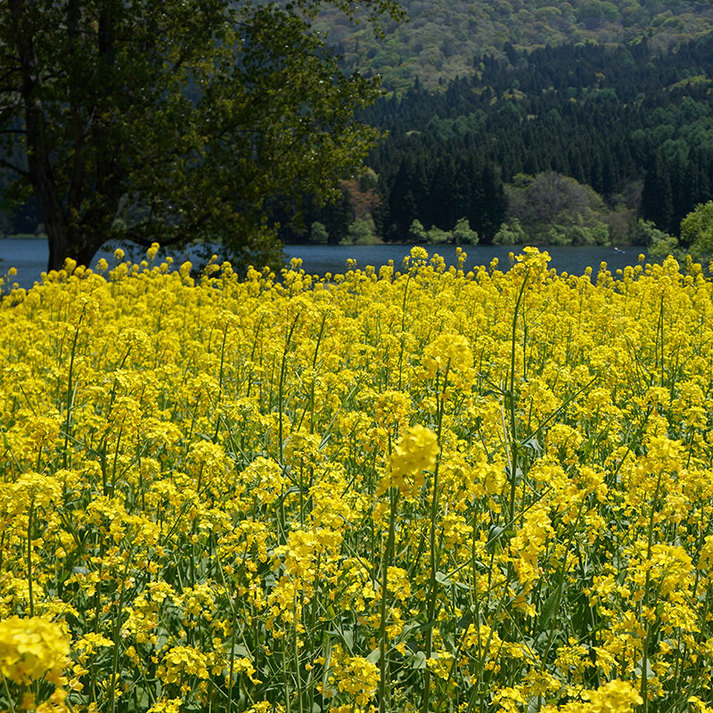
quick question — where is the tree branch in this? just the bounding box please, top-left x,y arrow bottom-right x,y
0,156 -> 29,177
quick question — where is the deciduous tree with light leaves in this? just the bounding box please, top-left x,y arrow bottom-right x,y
0,0 -> 402,271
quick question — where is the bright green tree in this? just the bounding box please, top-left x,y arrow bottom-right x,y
680,201 -> 713,258
493,218 -> 526,246
310,221 -> 330,244
451,217 -> 478,245
408,218 -> 427,243
344,218 -> 378,245
0,0 -> 402,272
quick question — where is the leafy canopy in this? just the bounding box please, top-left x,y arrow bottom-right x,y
0,0 -> 402,271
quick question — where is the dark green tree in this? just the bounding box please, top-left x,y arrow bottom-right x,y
387,154 -> 428,238
0,0 -> 402,271
641,151 -> 674,233
471,163 -> 507,242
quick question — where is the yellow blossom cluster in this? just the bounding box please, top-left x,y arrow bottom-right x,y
380,423 -> 439,497
1,245 -> 713,713
0,616 -> 70,711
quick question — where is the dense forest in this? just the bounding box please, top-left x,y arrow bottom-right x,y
318,0 -> 713,91
3,0 -> 713,253
287,30 -> 713,248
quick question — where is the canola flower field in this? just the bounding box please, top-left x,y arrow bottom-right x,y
1,245 -> 713,713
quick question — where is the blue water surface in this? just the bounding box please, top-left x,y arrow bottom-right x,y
1,238 -> 646,291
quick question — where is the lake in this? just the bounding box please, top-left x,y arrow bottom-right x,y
0,238 -> 648,290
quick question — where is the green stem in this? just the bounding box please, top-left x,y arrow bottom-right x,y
639,468 -> 664,713
27,501 -> 34,617
214,322 -> 230,441
279,313 -> 301,463
421,369 -> 447,713
294,587 -> 304,713
508,270 -> 529,524
378,487 -> 400,713
470,511 -> 485,713
397,274 -> 411,391
108,549 -> 133,713
2,676 -> 16,713
283,639 -> 292,713
63,306 -> 85,469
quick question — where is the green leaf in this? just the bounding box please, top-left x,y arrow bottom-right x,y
410,651 -> 428,669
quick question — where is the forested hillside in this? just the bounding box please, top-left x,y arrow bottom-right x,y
318,0 -> 713,92
290,31 -> 713,247
4,1 -> 713,254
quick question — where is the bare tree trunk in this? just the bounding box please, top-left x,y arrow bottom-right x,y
8,0 -> 117,272
8,0 -> 71,272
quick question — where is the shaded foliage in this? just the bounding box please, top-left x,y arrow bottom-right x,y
0,0 -> 401,271
362,33 -> 713,241
317,0 -> 713,92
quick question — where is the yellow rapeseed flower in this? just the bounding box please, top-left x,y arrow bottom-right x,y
0,615 -> 70,687
378,424 -> 438,497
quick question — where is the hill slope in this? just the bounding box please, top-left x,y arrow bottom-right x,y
317,0 -> 713,91
282,32 -> 713,247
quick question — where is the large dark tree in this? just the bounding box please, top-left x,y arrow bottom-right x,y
0,0 -> 402,271
641,151 -> 674,234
